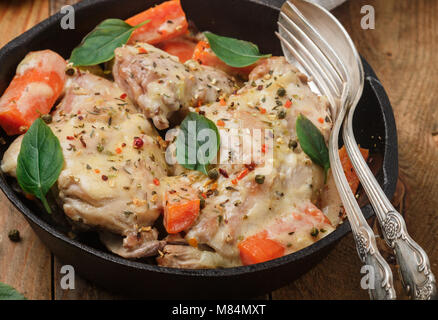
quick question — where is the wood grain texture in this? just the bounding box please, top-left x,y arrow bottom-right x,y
50,0 -> 77,14
0,0 -> 49,47
0,0 -> 51,300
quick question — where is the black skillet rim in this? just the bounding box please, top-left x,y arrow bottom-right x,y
0,0 -> 399,278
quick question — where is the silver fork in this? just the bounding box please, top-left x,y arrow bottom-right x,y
341,24 -> 437,303
276,0 -> 395,299
277,0 -> 436,300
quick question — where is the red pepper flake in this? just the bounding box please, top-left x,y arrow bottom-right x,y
101,175 -> 108,181
219,98 -> 227,106
153,178 -> 160,186
138,47 -> 148,54
260,107 -> 267,114
66,136 -> 75,140
261,144 -> 267,153
201,193 -> 207,199
231,179 -> 238,185
237,168 -> 249,180
77,110 -> 81,115
94,169 -> 100,174
217,120 -> 225,127
121,143 -> 126,147
284,100 -> 292,109
133,137 -> 144,149
197,99 -> 204,107
219,168 -> 229,178
115,148 -> 122,154
318,117 -> 324,124
120,93 -> 127,99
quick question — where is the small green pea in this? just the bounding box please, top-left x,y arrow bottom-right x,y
207,168 -> 219,180
255,175 -> 265,184
310,227 -> 319,237
277,109 -> 287,119
277,87 -> 286,97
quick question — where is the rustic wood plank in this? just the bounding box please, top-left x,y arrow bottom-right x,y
50,0 -> 78,14
272,0 -> 438,299
0,0 -> 52,300
0,0 -> 49,48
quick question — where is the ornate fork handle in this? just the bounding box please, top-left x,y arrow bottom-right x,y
342,82 -> 437,299
329,95 -> 396,300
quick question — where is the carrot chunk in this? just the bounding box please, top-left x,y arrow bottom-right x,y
164,191 -> 200,234
238,231 -> 285,265
157,38 -> 197,63
192,41 -> 257,78
304,203 -> 332,225
0,50 -> 66,135
339,146 -> 369,194
126,0 -> 188,45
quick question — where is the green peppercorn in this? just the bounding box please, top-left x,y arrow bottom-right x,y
288,140 -> 298,150
207,168 -> 219,180
41,114 -> 52,124
310,227 -> 319,237
277,109 -> 287,119
255,175 -> 265,184
65,67 -> 75,76
8,229 -> 20,242
277,87 -> 286,97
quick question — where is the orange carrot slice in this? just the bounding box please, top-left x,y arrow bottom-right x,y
238,231 -> 285,265
192,41 -> 258,78
126,0 -> 188,45
339,145 -> 369,194
157,38 -> 197,63
0,50 -> 66,135
164,190 -> 200,234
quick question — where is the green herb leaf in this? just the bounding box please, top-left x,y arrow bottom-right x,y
204,31 -> 271,68
175,112 -> 220,175
296,114 -> 330,182
16,118 -> 64,213
70,18 -> 149,66
0,282 -> 26,300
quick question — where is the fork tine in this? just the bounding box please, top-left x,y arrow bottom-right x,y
275,32 -> 336,107
284,0 -> 348,83
276,26 -> 337,109
279,11 -> 342,97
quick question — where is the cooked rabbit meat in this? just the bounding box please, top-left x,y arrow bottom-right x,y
158,57 -> 339,268
112,43 -> 236,129
1,72 -> 168,258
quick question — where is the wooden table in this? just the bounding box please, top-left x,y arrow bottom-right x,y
0,0 -> 436,300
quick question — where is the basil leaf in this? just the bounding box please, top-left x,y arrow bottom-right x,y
70,18 -> 149,66
296,114 -> 330,182
204,32 -> 271,68
175,112 -> 220,175
16,118 -> 64,213
0,282 -> 26,300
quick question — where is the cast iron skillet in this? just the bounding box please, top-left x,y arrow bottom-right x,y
0,0 -> 398,298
